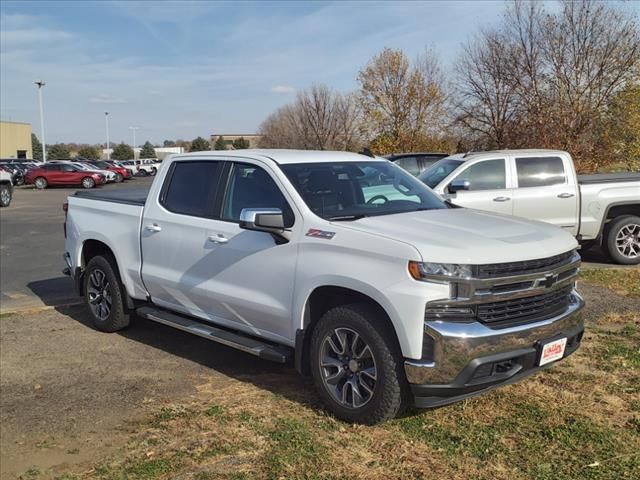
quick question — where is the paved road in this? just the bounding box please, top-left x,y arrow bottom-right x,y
0,177 -> 154,313
0,176 -> 635,313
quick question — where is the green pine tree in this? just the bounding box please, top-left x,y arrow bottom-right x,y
139,141 -> 156,159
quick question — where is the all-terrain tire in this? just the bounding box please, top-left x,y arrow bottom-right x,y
309,303 -> 409,424
83,255 -> 131,332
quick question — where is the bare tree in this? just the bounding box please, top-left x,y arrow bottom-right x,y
258,85 -> 363,151
455,30 -> 519,148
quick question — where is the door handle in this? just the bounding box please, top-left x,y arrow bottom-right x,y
145,224 -> 162,233
557,193 -> 575,198
493,196 -> 511,202
207,234 -> 229,244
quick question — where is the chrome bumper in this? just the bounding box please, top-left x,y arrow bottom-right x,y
405,292 -> 584,385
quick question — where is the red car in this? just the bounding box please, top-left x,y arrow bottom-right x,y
25,163 -> 105,189
86,160 -> 131,182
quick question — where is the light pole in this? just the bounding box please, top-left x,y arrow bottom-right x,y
104,112 -> 110,160
129,126 -> 139,160
35,81 -> 46,162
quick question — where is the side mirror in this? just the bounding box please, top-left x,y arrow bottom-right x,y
239,208 -> 285,233
448,179 -> 470,193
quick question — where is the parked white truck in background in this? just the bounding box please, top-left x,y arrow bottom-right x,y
420,149 -> 640,264
64,150 -> 585,423
0,168 -> 13,207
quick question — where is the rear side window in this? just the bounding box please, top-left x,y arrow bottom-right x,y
161,161 -> 221,217
516,156 -> 566,187
451,159 -> 506,191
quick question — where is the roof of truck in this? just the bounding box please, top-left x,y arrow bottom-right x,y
461,149 -> 569,159
171,149 -> 386,165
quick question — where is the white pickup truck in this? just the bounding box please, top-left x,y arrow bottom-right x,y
64,150 -> 585,423
419,149 -> 640,264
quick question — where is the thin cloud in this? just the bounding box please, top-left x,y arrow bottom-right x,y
89,94 -> 127,104
271,85 -> 295,94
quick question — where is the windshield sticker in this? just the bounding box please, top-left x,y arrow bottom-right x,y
306,229 -> 336,240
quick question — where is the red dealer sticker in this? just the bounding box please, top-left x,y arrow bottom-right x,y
539,337 -> 567,366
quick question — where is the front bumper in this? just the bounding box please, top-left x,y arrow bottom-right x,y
405,293 -> 584,408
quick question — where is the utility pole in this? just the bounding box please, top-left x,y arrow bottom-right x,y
35,81 -> 46,162
129,126 -> 139,160
105,112 -> 110,160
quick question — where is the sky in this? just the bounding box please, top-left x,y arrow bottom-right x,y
1,1 -> 636,146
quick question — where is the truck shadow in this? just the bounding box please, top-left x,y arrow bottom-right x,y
54,303 -> 320,411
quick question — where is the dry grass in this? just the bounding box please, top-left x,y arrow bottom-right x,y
45,311 -> 639,480
579,268 -> 640,298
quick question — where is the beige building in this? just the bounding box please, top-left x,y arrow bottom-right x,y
0,121 -> 33,159
209,134 -> 262,149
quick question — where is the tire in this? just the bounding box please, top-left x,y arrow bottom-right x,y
82,177 -> 95,189
114,173 -> 123,183
0,184 -> 11,207
34,177 -> 48,189
309,303 -> 408,424
150,167 -> 157,176
605,215 -> 640,265
83,256 -> 130,332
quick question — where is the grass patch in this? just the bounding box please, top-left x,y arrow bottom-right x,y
580,268 -> 640,297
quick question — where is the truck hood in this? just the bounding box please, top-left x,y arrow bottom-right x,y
336,208 -> 578,264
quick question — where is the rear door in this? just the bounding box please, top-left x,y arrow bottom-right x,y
510,154 -> 579,234
442,158 -> 514,215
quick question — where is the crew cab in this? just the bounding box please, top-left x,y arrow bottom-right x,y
64,150 -> 585,423
420,150 -> 640,264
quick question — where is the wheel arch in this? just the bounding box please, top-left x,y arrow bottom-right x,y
294,285 -> 402,376
596,202 -> 640,240
79,238 -> 135,309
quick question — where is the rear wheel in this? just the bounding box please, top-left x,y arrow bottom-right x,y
114,173 -> 123,183
0,184 -> 11,207
82,177 -> 95,189
83,256 -> 130,332
310,303 -> 408,424
606,215 -> 640,265
150,167 -> 157,176
34,177 -> 48,189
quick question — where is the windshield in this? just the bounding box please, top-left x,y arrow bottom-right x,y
418,158 -> 465,188
281,161 -> 447,220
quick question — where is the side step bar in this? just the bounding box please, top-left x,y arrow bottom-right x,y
136,306 -> 292,363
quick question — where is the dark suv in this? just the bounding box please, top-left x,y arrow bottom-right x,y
384,152 -> 449,176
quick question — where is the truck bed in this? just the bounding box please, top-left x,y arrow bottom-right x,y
73,187 -> 149,206
578,172 -> 640,185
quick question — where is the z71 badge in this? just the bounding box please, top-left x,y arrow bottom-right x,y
306,228 -> 336,240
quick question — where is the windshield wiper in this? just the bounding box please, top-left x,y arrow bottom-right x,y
328,214 -> 367,221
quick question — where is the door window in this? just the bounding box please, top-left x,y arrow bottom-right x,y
394,157 -> 420,176
516,156 -> 566,188
161,161 -> 221,217
450,159 -> 506,192
222,163 -> 294,227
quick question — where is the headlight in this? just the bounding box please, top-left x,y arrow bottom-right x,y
408,261 -> 473,281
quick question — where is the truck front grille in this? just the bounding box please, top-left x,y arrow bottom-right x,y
474,250 -> 576,278
477,285 -> 573,328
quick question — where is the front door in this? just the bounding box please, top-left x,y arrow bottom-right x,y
443,158 -> 513,215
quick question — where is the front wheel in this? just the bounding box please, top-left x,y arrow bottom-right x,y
150,167 -> 157,176
34,177 -> 48,189
114,173 -> 123,183
83,256 -> 130,332
82,177 -> 95,189
0,184 -> 11,207
606,215 -> 640,265
310,304 -> 408,424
